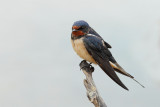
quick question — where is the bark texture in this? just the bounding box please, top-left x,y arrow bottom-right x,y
79,60 -> 107,107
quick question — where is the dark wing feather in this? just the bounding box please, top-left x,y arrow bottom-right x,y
83,35 -> 128,90
104,41 -> 112,48
89,28 -> 112,48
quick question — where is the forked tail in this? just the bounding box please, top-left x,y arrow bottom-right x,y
110,61 -> 145,88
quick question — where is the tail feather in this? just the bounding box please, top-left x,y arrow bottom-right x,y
110,62 -> 145,88
110,62 -> 134,78
98,60 -> 129,90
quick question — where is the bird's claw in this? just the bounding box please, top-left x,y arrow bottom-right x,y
80,60 -> 94,72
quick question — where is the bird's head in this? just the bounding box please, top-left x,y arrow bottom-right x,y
72,20 -> 90,37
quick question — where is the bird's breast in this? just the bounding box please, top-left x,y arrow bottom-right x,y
71,38 -> 96,64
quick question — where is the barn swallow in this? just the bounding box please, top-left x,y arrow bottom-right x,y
71,20 -> 144,90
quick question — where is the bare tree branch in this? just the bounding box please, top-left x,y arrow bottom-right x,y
79,60 -> 107,107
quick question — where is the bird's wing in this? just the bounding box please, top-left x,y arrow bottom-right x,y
109,58 -> 145,88
89,28 -> 111,48
104,41 -> 112,48
102,40 -> 145,88
109,61 -> 134,78
83,34 -> 128,90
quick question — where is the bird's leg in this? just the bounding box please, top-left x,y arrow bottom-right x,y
79,60 -> 94,72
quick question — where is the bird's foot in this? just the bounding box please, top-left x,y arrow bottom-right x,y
79,60 -> 94,72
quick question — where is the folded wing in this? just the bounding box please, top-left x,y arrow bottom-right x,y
83,35 -> 128,90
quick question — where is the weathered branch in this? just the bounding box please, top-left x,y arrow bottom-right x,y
79,60 -> 107,107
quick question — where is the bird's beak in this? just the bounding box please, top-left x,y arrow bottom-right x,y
72,29 -> 79,32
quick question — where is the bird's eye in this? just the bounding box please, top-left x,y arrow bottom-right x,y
78,26 -> 84,30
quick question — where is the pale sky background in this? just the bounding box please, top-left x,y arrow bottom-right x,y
0,0 -> 160,107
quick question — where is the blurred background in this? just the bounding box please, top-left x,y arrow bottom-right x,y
0,0 -> 160,107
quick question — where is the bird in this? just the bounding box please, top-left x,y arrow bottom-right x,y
71,20 -> 144,90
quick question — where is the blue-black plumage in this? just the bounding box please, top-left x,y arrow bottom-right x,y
71,20 -> 144,90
